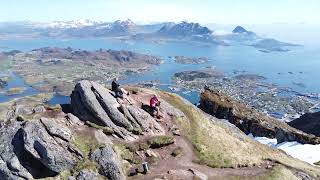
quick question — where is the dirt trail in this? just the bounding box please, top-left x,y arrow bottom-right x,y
127,90 -> 272,179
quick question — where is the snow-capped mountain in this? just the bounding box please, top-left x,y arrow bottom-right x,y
158,21 -> 213,37
44,19 -> 102,29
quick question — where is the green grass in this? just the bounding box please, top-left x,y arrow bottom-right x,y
315,161 -> 320,166
159,91 -> 320,178
114,144 -> 142,164
171,147 -> 183,157
130,127 -> 143,135
85,121 -> 114,135
147,135 -> 175,148
71,131 -> 102,176
223,165 -> 299,180
161,92 -> 234,167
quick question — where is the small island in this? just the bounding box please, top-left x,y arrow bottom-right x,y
174,56 -> 209,64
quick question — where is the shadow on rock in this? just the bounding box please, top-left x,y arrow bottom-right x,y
11,128 -> 58,179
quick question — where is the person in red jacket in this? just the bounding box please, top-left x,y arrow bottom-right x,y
150,94 -> 161,117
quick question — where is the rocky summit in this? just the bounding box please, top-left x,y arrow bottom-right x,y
70,80 -> 165,140
199,88 -> 320,144
0,81 -> 320,179
157,21 -> 213,37
232,26 -> 254,35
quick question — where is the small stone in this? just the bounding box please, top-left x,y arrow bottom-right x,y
188,168 -> 208,180
33,105 -> 46,113
76,169 -> 100,180
145,149 -> 158,158
172,129 -> 181,136
16,115 -> 25,122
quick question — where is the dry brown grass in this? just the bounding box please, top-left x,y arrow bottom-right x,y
222,165 -> 299,180
159,91 -> 320,178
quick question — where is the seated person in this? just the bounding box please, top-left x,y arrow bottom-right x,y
150,94 -> 161,118
111,78 -> 125,98
111,78 -> 131,103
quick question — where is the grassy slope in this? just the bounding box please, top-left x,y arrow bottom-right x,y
160,91 -> 320,178
223,165 -> 299,180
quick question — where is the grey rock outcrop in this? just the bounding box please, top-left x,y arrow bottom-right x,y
199,89 -> 320,144
40,117 -> 72,141
288,112 -> 320,137
71,80 -> 165,139
0,118 -> 82,180
0,122 -> 33,180
66,113 -> 84,126
91,146 -> 125,180
73,169 -> 100,180
21,119 -> 83,173
126,105 -> 164,135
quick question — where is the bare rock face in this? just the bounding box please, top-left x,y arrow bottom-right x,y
91,146 -> 125,180
0,117 -> 83,180
0,122 -> 33,180
71,80 -> 165,139
199,89 -> 320,144
71,169 -> 100,180
288,112 -> 320,137
21,119 -> 83,174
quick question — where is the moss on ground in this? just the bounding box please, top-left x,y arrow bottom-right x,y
130,127 -> 143,135
85,121 -> 114,135
171,147 -> 183,157
71,158 -> 98,175
114,144 -> 142,164
147,135 -> 175,148
71,131 -> 102,176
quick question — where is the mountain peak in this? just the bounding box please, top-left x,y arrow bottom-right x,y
113,19 -> 136,27
232,26 -> 249,33
158,21 -> 213,36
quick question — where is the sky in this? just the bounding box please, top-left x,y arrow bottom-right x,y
1,0 -> 319,25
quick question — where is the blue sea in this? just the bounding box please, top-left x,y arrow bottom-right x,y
0,37 -> 320,105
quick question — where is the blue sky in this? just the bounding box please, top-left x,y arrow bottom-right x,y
1,0 -> 319,24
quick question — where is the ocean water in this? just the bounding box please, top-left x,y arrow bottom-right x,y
0,38 -> 320,105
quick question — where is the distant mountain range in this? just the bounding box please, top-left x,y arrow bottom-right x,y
0,20 -> 301,51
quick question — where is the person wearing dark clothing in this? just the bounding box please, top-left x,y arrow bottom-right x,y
111,78 -> 123,98
112,80 -> 120,92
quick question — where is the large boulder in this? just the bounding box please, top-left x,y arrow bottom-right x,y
0,122 -> 33,180
71,80 -> 132,139
0,119 -> 82,180
71,80 -> 165,139
91,146 -> 125,180
199,89 -> 320,144
21,119 -> 83,174
126,105 -> 164,135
